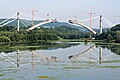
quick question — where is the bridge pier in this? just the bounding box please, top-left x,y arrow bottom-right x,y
17,12 -> 20,31
17,50 -> 20,67
99,15 -> 102,34
99,47 -> 102,64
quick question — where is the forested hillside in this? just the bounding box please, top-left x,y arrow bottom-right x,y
0,26 -> 90,42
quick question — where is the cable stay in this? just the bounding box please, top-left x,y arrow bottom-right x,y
8,19 -> 28,32
0,19 -> 16,27
20,19 -> 29,27
79,16 -> 99,22
0,14 -> 16,25
21,19 -> 32,26
9,27 -> 17,32
102,17 -> 115,27
20,13 -> 33,20
20,13 -> 40,20
1,53 -> 16,61
91,20 -> 99,28
0,54 -> 17,66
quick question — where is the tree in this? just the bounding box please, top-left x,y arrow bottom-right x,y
111,24 -> 120,31
115,31 -> 120,42
107,34 -> 113,41
0,36 -> 11,42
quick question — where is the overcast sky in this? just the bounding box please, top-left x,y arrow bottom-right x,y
0,0 -> 120,24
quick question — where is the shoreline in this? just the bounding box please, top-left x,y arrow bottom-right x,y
0,39 -> 120,45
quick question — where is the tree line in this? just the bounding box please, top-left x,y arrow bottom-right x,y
95,24 -> 120,43
0,26 -> 91,42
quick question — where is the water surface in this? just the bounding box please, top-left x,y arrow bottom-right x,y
0,42 -> 120,80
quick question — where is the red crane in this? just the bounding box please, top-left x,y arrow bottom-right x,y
17,10 -> 38,27
31,10 -> 38,26
88,12 -> 95,29
80,12 -> 95,29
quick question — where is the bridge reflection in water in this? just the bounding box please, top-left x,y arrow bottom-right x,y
0,45 -> 114,68
68,45 -> 104,63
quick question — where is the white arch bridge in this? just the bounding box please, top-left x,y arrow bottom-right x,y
0,12 -> 116,34
69,15 -> 116,35
0,12 -> 57,32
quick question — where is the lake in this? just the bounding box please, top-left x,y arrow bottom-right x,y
0,42 -> 120,80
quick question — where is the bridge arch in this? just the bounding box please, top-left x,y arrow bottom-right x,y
69,19 -> 97,34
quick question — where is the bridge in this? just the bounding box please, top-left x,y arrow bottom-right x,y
69,15 -> 115,35
0,44 -> 116,67
69,19 -> 97,34
0,12 -> 56,32
0,12 -> 116,34
68,44 -> 114,64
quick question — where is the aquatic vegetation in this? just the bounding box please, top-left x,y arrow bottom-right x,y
63,66 -> 82,69
1,78 -> 13,80
37,76 -> 49,78
0,72 -> 4,76
37,75 -> 56,80
48,76 -> 56,80
103,60 -> 120,63
97,66 -> 120,69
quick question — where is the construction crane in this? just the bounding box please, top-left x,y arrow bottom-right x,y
88,12 -> 95,29
31,10 -> 38,26
17,10 -> 38,26
80,12 -> 95,29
